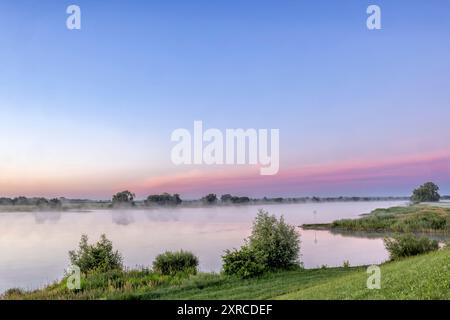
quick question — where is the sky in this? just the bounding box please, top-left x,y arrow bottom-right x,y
1,0 -> 450,199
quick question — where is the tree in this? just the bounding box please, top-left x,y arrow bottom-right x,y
221,194 -> 233,203
221,194 -> 250,204
172,193 -> 182,205
12,196 -> 29,205
49,198 -> 62,209
411,182 -> 441,203
146,193 -> 182,206
234,196 -> 250,203
112,190 -> 136,206
202,193 -> 217,204
35,198 -> 49,207
0,198 -> 13,205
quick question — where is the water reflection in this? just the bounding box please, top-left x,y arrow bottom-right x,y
144,209 -> 179,222
33,211 -> 62,224
111,211 -> 135,226
300,229 -> 389,268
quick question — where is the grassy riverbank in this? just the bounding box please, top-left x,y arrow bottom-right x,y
302,205 -> 450,233
4,246 -> 449,300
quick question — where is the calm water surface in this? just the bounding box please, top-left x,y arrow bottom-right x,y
0,201 -> 408,292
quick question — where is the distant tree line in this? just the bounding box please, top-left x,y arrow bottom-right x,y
0,197 -> 62,208
111,191 -> 182,206
3,182 -> 445,210
259,196 -> 411,203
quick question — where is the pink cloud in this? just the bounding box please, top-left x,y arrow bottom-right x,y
132,149 -> 450,197
3,149 -> 449,199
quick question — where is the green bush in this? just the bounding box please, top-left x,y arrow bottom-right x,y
384,233 -> 439,260
69,234 -> 123,274
222,246 -> 267,278
248,210 -> 300,269
222,210 -> 301,278
153,250 -> 199,275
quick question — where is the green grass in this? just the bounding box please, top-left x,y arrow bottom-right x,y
128,268 -> 355,300
5,247 -> 450,300
303,205 -> 450,233
1,267 -> 358,300
278,246 -> 450,300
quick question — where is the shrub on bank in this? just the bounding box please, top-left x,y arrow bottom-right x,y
153,250 -> 199,275
384,233 -> 439,260
222,246 -> 266,278
222,210 -> 301,278
69,234 -> 123,274
248,210 -> 300,269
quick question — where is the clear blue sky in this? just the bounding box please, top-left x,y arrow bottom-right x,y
1,0 -> 450,198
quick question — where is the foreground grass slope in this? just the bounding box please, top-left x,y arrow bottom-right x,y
6,247 -> 450,300
279,246 -> 450,300
303,205 -> 450,233
4,267 -> 357,300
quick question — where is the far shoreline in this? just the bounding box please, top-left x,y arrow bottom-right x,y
0,196 -> 414,213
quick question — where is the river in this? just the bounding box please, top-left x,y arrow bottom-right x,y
0,200 -> 408,293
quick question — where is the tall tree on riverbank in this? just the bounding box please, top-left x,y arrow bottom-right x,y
411,182 -> 441,203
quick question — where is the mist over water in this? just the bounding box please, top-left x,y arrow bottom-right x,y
0,201 -> 407,293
